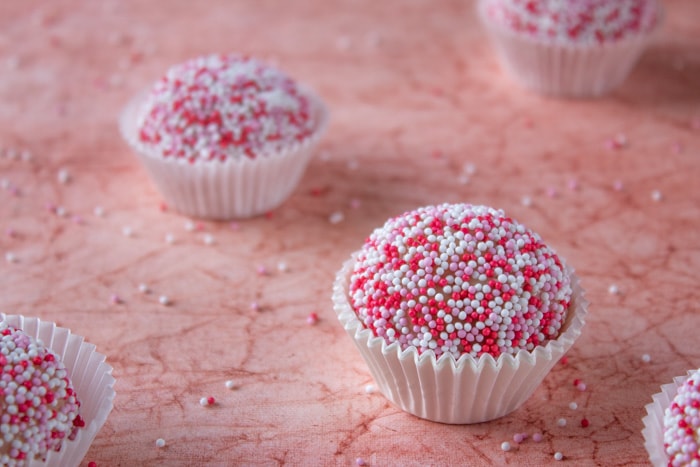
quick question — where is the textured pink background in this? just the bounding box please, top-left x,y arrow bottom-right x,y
0,0 -> 699,465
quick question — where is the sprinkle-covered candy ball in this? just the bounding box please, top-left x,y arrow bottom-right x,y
137,54 -> 316,163
349,204 -> 572,359
664,370 -> 700,466
0,322 -> 83,466
485,0 -> 659,44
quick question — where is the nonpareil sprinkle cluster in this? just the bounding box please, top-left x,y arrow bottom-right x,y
137,54 -> 316,162
0,322 -> 83,466
349,204 -> 572,359
664,370 -> 700,466
485,0 -> 658,44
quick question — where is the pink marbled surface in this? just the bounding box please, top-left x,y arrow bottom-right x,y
0,0 -> 699,465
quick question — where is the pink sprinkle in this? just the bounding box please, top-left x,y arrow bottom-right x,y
577,382 -> 587,392
350,198 -> 362,209
671,141 -> 683,154
195,222 -> 205,231
513,433 -> 526,443
432,149 -> 443,159
159,202 -> 168,212
546,187 -> 557,198
532,432 -> 543,443
72,215 -> 84,225
307,312 -> 319,325
612,180 -> 624,191
5,228 -> 15,238
250,302 -> 260,312
229,222 -> 240,231
110,294 -> 122,305
356,458 -> 366,466
256,265 -> 268,276
567,179 -> 578,191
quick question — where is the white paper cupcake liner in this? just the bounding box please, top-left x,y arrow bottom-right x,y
642,373 -> 692,467
120,87 -> 329,220
477,0 -> 660,97
333,255 -> 587,424
0,314 -> 116,467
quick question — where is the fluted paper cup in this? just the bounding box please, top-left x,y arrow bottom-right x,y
333,255 -> 587,424
0,314 -> 116,467
642,373 -> 692,467
477,0 -> 661,98
120,88 -> 329,220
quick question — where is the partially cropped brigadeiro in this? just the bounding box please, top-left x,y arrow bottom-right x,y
0,322 -> 83,466
349,203 -> 572,359
478,0 -> 661,96
663,369 -> 700,466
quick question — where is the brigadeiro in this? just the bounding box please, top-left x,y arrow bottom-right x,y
120,54 -> 329,219
333,203 -> 587,423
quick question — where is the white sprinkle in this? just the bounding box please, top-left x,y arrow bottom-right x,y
277,262 -> 288,272
458,174 -> 470,185
557,418 -> 567,427
225,380 -> 236,390
569,402 -> 578,410
641,353 -> 651,363
57,168 -> 70,184
55,206 -> 67,217
554,452 -> 564,461
122,226 -> 133,237
651,190 -> 663,202
501,441 -> 511,452
463,162 -> 477,175
94,206 -> 105,217
364,384 -> 375,394
203,234 -> 215,245
199,397 -> 208,406
184,221 -> 195,232
6,56 -> 19,70
329,211 -> 344,224
159,295 -> 170,306
138,283 -> 150,294
5,252 -> 17,263
521,196 -> 532,207
0,178 -> 9,189
165,233 -> 175,244
608,284 -> 619,295
155,438 -> 166,448
21,150 -> 32,161
335,35 -> 351,51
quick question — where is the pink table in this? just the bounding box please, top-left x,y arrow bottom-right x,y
1,0 -> 699,465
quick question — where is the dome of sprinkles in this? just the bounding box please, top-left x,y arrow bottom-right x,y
137,54 -> 317,162
664,370 -> 700,465
0,322 -> 83,466
484,0 -> 659,44
348,204 -> 572,360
